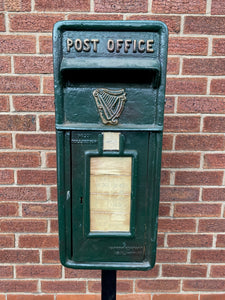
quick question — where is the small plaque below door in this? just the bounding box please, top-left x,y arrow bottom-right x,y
90,157 -> 132,232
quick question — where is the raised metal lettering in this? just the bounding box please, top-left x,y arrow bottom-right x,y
107,39 -> 115,52
146,39 -> 154,53
138,40 -> 145,53
74,39 -> 82,52
91,39 -> 99,52
67,38 -> 73,52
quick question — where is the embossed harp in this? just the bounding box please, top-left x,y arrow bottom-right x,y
93,88 -> 127,125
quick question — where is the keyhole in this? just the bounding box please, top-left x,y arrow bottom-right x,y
80,197 -> 83,204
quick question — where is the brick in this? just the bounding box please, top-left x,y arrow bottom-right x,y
161,170 -> 170,185
211,266 -> 225,277
0,96 -> 10,112
153,296 -> 198,300
157,249 -> 187,263
158,219 -> 196,233
0,57 -> 11,73
217,235 -> 225,247
0,219 -> 47,233
160,187 -> 199,202
9,14 -> 65,32
136,279 -> 180,292
8,296 -> 54,300
43,76 -> 54,94
0,134 -> 12,148
46,152 -> 56,168
68,14 -> 123,21
0,280 -> 37,293
19,234 -> 58,248
167,234 -> 213,248
35,0 -> 89,11
213,39 -> 225,56
183,58 -> 225,76
164,97 -> 175,113
211,79 -> 225,95
0,115 -> 35,131
50,186 -> 57,201
175,135 -> 225,151
162,265 -> 207,278
16,134 -> 56,149
41,281 -> 86,293
118,297 -> 152,300
0,187 -> 46,201
127,15 -> 181,34
0,234 -> 14,248
17,170 -> 56,185
166,78 -> 207,95
0,14 -> 5,31
118,266 -> 159,278
95,0 -> 147,13
174,203 -> 221,217
50,220 -> 58,232
0,266 -> 13,278
199,219 -> 225,233
169,37 -> 208,55
22,203 -> 57,217
203,188 -> 225,201
211,0 -> 225,15
177,97 -> 225,114
164,116 -> 200,133
0,35 -> 36,53
14,56 -> 53,74
42,250 -> 60,264
65,269 -> 101,279
16,265 -> 61,278
152,0 -> 206,14
0,170 -> 14,184
204,154 -> 225,169
0,76 -> 39,93
57,296 -> 101,300
157,234 -> 165,247
183,279 -> 225,291
184,16 -> 225,35
200,296 -> 225,300
0,203 -> 18,217
159,203 -> 171,217
39,115 -> 55,131
13,96 -> 54,112
162,153 -> 200,168
39,36 -> 53,54
167,57 -> 179,75
0,152 -> 40,168
5,0 -> 31,11
88,280 -> 133,293
0,250 -> 39,263
162,134 -> 173,150
175,171 -> 223,186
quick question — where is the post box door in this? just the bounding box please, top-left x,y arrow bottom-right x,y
60,129 -> 161,269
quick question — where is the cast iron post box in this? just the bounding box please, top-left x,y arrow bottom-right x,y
53,20 -> 168,270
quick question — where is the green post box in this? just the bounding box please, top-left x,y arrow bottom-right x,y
53,20 -> 168,270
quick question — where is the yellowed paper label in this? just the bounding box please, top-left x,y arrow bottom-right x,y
90,157 -> 132,232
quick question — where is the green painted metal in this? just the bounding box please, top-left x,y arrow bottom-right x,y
53,20 -> 168,270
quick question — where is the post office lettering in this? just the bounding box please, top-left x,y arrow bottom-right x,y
67,38 -> 99,52
107,39 -> 154,53
67,38 -> 154,53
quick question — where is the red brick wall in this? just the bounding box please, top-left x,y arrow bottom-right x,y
0,0 -> 225,299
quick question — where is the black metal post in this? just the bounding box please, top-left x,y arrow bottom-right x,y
101,270 -> 117,300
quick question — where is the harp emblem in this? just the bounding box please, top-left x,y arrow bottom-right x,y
93,88 -> 126,125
